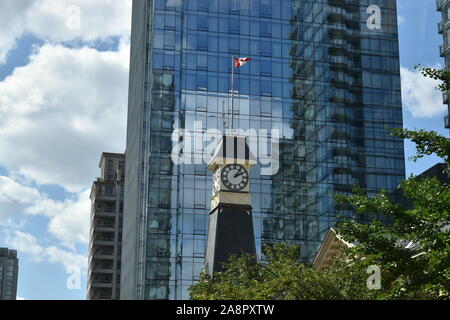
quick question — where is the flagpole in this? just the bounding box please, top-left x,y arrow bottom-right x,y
231,55 -> 235,132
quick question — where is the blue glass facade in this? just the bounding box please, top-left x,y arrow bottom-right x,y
122,0 -> 405,300
437,0 -> 450,129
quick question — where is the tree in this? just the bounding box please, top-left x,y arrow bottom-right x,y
190,67 -> 450,300
332,66 -> 450,299
334,128 -> 450,299
190,127 -> 449,300
189,243 -> 377,300
416,65 -> 450,92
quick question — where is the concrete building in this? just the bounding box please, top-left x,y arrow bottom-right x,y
0,248 -> 19,300
87,153 -> 125,300
437,0 -> 450,129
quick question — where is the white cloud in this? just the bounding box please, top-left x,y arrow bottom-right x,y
0,175 -> 43,222
0,0 -> 132,63
0,218 -> 27,229
0,0 -> 34,63
0,175 -> 42,206
4,230 -> 87,272
27,189 -> 92,247
4,230 -> 45,262
401,66 -> 447,118
44,245 -> 87,271
0,40 -> 129,192
0,1 -> 129,296
0,176 -> 91,247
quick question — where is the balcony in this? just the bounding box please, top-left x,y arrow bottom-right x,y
93,210 -> 115,218
91,182 -> 117,201
89,281 -> 113,288
90,267 -> 114,274
89,252 -> 114,266
91,238 -> 115,246
437,0 -> 443,11
445,115 -> 449,129
89,293 -> 113,300
94,192 -> 117,202
91,232 -> 115,242
87,290 -> 112,300
92,225 -> 115,233
440,45 -> 445,57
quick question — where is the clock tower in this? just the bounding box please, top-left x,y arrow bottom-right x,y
204,135 -> 257,275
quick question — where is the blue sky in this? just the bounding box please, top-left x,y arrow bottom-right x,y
0,0 -> 131,300
0,0 -> 449,300
397,0 -> 449,175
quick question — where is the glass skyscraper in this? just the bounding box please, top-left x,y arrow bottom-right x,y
437,0 -> 450,129
122,0 -> 405,300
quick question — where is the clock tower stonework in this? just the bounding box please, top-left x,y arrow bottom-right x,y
204,135 -> 257,275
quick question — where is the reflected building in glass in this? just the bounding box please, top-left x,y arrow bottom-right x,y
437,0 -> 450,129
122,0 -> 405,300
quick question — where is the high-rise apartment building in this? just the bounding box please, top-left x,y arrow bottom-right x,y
87,153 -> 125,300
438,0 -> 450,129
122,0 -> 405,300
0,248 -> 19,300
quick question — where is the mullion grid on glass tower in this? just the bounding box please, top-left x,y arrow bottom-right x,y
122,0 -> 405,300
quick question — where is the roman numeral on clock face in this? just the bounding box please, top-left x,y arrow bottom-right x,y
221,164 -> 249,192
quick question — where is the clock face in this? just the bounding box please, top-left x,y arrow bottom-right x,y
221,164 -> 249,192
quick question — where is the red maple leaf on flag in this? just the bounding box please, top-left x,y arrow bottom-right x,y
235,57 -> 252,68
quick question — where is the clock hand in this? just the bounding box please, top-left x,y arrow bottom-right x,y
234,170 -> 245,178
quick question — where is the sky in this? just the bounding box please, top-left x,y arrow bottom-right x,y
0,0 -> 449,300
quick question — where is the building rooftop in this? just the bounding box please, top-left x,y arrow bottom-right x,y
0,248 -> 18,259
99,152 -> 125,168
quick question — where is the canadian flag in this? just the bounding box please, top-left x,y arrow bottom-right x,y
235,57 -> 252,68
